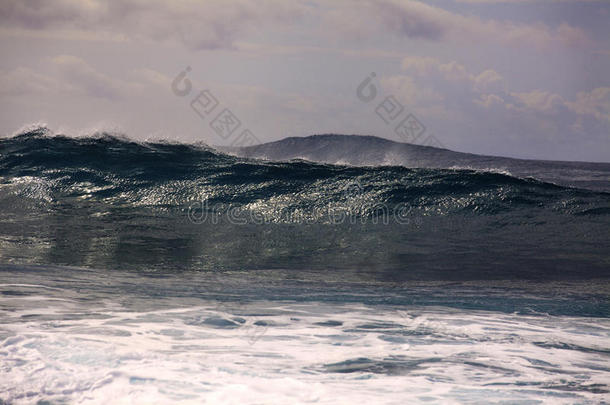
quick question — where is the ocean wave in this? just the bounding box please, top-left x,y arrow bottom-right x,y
1,126 -> 609,276
1,126 -> 607,216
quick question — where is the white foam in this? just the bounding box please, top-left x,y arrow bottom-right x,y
1,296 -> 608,404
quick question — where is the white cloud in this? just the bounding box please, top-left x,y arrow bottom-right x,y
380,75 -> 445,106
510,90 -> 566,114
566,87 -> 610,122
394,55 -> 608,121
474,70 -> 507,94
380,55 -> 609,158
474,93 -> 505,109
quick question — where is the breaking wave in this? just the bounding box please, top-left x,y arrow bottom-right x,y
0,126 -> 609,278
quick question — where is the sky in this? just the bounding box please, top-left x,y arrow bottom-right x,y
0,0 -> 609,162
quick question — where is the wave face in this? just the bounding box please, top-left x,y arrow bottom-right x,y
1,127 -> 609,279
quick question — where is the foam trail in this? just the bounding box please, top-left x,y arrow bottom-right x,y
1,289 -> 609,404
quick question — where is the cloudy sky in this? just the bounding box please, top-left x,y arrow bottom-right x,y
0,0 -> 609,161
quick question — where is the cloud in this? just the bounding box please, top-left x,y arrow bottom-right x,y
52,55 -> 124,100
0,55 -> 171,100
0,67 -> 62,96
393,55 -> 608,121
130,68 -> 171,88
325,0 -> 590,49
0,0 -> 591,51
396,56 -> 490,104
380,55 -> 609,158
474,93 -> 505,109
0,0 -> 306,50
510,90 -> 566,114
474,70 -> 507,94
380,75 -> 445,106
566,87 -> 610,122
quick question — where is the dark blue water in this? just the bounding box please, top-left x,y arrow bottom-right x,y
1,127 -> 609,403
1,127 -> 608,281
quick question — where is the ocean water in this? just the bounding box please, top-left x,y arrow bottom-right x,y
1,127 -> 609,404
